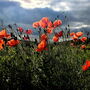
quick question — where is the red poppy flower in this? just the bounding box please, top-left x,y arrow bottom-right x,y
44,47 -> 48,51
32,21 -> 40,28
82,65 -> 88,71
53,20 -> 62,28
82,60 -> 90,71
41,34 -> 48,40
25,29 -> 33,34
17,27 -> 23,32
35,48 -> 43,52
80,37 -> 87,42
7,39 -> 20,47
81,45 -> 86,49
36,47 -> 48,52
86,60 -> 90,67
56,31 -> 63,37
52,35 -> 59,42
23,36 -> 29,40
6,34 -> 11,39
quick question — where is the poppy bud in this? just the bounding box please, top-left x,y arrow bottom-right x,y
8,25 -> 12,29
14,37 -> 17,40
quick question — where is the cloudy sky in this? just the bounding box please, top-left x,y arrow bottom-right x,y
0,0 -> 90,33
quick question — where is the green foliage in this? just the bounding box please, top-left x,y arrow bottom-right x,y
0,42 -> 90,90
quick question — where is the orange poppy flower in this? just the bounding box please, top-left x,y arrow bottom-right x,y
0,39 -> 4,44
53,20 -> 62,28
36,40 -> 47,52
75,32 -> 83,37
38,40 -> 47,49
7,39 -> 20,47
0,29 -> 7,38
39,20 -> 47,28
41,34 -> 48,40
52,36 -> 59,42
72,35 -> 78,41
70,32 -> 75,36
0,39 -> 4,50
0,29 -> 11,39
32,21 -> 40,28
39,17 -> 50,28
41,17 -> 49,24
47,21 -> 53,28
80,37 -> 87,42
81,45 -> 86,49
46,28 -> 53,34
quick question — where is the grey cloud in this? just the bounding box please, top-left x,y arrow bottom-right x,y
0,1 -> 67,25
0,0 -> 90,34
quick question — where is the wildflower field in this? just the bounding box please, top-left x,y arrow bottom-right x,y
0,17 -> 90,90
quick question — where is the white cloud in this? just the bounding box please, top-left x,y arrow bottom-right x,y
71,25 -> 90,29
50,2 -> 71,11
8,0 -> 51,9
70,21 -> 90,30
3,0 -> 90,12
8,0 -> 71,11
